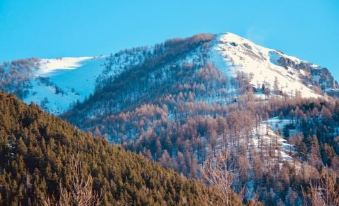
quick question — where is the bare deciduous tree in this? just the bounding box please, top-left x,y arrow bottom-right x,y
302,170 -> 338,206
202,150 -> 235,205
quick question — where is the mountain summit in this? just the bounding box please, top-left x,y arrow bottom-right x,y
0,33 -> 337,115
213,33 -> 337,98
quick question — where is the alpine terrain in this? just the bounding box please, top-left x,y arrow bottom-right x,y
1,33 -> 338,205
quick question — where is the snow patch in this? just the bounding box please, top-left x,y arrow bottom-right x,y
252,122 -> 295,162
36,57 -> 93,76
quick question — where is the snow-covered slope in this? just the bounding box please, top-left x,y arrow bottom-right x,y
24,56 -> 106,114
36,57 -> 93,76
212,33 -> 337,98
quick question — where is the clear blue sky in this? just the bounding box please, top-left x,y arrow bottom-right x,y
0,0 -> 338,79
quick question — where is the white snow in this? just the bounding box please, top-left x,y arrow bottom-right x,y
300,69 -> 307,76
251,122 -> 295,162
36,57 -> 93,76
24,56 -> 106,114
213,33 -> 322,99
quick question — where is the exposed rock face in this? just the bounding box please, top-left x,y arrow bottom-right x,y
276,54 -> 338,94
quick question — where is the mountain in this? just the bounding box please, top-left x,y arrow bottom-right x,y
0,56 -> 107,114
0,33 -> 337,116
0,92 -> 242,205
1,32 -> 338,205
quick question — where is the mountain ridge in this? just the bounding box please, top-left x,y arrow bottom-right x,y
0,32 -> 337,115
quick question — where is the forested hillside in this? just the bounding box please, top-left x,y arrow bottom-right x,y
1,32 -> 338,205
58,33 -> 339,205
0,93 -> 242,206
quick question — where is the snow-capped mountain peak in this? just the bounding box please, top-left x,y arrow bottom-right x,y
1,32 -> 337,116
213,32 -> 330,98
